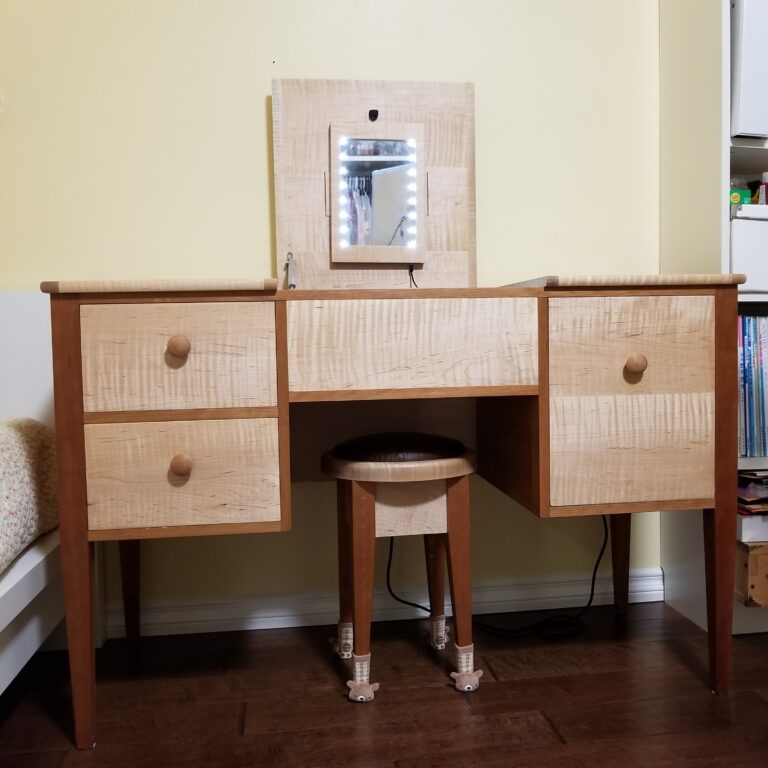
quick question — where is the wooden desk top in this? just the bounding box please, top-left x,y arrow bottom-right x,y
40,274 -> 745,295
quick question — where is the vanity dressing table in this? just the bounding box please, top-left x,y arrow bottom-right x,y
43,78 -> 744,747
43,273 -> 742,748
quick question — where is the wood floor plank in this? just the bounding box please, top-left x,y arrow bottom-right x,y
238,708 -> 562,766
60,742 -> 397,768
545,689 -> 768,744
243,683 -> 471,735
480,638 -> 683,682
0,752 -> 66,768
397,710 -> 768,767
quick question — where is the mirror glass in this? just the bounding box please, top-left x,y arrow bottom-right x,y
337,137 -> 417,248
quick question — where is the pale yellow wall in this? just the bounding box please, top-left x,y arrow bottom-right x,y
0,1 -> 661,605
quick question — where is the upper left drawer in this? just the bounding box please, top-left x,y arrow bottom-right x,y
81,302 -> 277,413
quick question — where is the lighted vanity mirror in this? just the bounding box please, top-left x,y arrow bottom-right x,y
330,124 -> 425,264
339,138 -> 416,247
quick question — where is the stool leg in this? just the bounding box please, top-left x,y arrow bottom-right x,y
345,479 -> 380,702
334,480 -> 354,659
424,533 -> 447,650
445,475 -> 482,692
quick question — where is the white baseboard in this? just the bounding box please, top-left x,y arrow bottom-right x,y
105,568 -> 664,639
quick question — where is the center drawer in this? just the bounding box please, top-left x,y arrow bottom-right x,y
84,418 -> 280,531
80,302 -> 277,413
287,297 -> 538,395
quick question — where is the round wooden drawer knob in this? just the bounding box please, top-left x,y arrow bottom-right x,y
169,454 -> 193,477
625,353 -> 648,375
167,334 -> 191,358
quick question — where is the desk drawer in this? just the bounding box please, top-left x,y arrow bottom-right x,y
287,297 -> 538,395
81,302 -> 277,413
548,295 -> 715,507
84,418 -> 280,531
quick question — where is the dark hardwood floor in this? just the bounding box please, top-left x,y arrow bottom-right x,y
2,602 -> 768,767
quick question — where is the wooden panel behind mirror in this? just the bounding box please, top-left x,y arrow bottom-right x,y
272,79 -> 476,289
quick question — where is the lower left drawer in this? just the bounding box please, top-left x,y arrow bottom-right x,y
84,418 -> 280,531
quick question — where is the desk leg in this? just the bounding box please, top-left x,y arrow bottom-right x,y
59,525 -> 95,748
610,514 -> 631,617
51,295 -> 95,748
703,504 -> 735,695
704,287 -> 737,695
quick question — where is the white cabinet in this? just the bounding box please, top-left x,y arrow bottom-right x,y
731,207 -> 768,292
732,0 -> 768,138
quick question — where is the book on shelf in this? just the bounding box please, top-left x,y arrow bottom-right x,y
739,475 -> 768,505
737,473 -> 768,541
739,469 -> 768,479
737,512 -> 768,543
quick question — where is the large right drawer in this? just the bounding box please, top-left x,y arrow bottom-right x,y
548,295 -> 715,508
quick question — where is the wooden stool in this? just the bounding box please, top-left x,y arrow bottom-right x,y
321,432 -> 483,702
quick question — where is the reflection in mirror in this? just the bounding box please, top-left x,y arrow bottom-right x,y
337,137 -> 417,248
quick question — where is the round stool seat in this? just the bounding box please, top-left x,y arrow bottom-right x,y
321,432 -> 476,483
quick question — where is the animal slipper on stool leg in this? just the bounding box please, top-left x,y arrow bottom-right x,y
450,643 -> 483,692
428,614 -> 447,651
332,621 -> 353,659
346,653 -> 380,702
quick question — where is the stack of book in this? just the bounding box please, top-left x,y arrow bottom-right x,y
738,470 -> 768,542
738,315 -> 768,457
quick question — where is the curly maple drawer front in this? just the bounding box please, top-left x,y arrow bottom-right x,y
84,418 -> 280,530
287,297 -> 538,395
80,302 -> 276,413
548,295 -> 715,507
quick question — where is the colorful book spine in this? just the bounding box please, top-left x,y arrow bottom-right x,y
747,316 -> 755,456
739,316 -> 746,457
738,315 -> 768,458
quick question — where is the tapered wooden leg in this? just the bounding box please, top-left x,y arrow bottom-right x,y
445,475 -> 472,648
51,295 -> 95,749
119,540 -> 141,644
703,287 -> 737,695
349,480 -> 376,657
610,513 -> 631,617
424,533 -> 446,618
59,532 -> 95,749
703,504 -> 735,694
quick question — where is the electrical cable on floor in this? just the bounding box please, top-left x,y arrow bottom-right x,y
385,514 -> 610,641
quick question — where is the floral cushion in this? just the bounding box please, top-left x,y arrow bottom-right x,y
0,419 -> 58,576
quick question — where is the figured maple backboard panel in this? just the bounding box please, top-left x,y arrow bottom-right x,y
272,79 -> 475,289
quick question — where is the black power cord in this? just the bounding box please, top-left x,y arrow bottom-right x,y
384,514 -> 610,641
